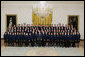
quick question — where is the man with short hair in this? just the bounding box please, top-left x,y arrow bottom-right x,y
31,30 -> 35,47
76,32 -> 80,47
29,33 -> 32,46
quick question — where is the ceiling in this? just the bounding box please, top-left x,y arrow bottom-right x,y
1,1 -> 84,5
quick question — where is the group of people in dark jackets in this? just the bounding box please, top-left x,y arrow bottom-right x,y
4,24 -> 80,47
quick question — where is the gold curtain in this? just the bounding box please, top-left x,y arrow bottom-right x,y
32,10 -> 52,26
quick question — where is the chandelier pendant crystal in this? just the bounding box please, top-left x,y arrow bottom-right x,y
32,1 -> 52,18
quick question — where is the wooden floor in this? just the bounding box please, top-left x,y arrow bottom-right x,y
79,40 -> 84,48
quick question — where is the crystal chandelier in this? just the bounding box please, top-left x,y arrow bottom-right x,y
32,1 -> 52,18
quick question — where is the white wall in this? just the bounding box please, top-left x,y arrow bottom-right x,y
1,1 -> 84,39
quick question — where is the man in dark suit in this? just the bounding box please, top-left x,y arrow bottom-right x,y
42,31 -> 45,47
53,32 -> 56,46
4,32 -> 8,46
37,30 -> 42,47
16,32 -> 19,46
56,33 -> 59,47
31,30 -> 35,47
67,32 -> 70,47
64,32 -> 67,47
35,31 -> 38,46
29,33 -> 32,46
76,32 -> 80,47
72,32 -> 76,47
25,33 -> 28,46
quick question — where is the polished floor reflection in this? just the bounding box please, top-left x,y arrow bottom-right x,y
1,46 -> 84,56
1,40 -> 84,56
